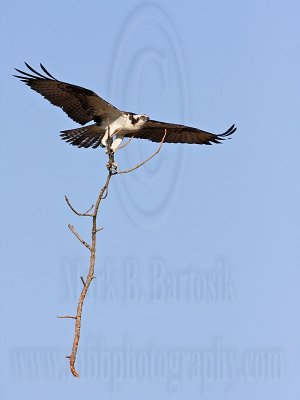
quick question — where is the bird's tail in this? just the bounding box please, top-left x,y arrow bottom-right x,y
60,124 -> 105,148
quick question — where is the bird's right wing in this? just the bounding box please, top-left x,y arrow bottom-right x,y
126,119 -> 236,145
14,63 -> 122,125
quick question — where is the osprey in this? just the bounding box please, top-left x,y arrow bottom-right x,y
14,63 -> 237,152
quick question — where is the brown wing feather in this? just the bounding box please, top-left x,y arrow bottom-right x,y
125,119 -> 236,145
60,124 -> 105,148
14,63 -> 121,125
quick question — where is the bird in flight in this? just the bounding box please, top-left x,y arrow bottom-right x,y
14,63 -> 236,152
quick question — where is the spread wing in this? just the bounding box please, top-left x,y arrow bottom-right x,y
125,119 -> 236,145
14,62 -> 122,125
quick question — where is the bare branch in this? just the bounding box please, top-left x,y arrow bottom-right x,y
68,224 -> 91,251
117,130 -> 167,175
57,315 -> 77,319
65,195 -> 93,217
67,122 -> 116,378
62,124 -> 165,378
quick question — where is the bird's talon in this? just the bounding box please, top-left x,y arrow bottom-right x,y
106,161 -> 118,172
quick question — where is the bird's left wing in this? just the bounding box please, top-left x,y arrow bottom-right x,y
125,119 -> 236,145
14,63 -> 122,125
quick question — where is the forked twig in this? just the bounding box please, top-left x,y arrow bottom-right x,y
65,195 -> 94,217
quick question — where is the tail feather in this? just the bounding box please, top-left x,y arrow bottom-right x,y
60,124 -> 105,148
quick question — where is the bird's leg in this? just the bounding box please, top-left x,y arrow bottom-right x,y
104,129 -> 122,153
105,130 -> 123,173
102,128 -> 109,150
106,150 -> 118,173
110,132 -> 124,153
105,134 -> 118,173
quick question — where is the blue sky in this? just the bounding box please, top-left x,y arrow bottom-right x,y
1,0 -> 300,398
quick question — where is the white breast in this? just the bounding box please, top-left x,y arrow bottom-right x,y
105,113 -> 147,136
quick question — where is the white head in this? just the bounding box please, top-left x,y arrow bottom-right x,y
125,113 -> 149,130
